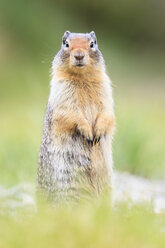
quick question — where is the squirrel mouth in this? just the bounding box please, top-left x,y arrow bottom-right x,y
76,63 -> 84,68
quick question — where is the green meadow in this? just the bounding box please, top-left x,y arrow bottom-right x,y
0,199 -> 165,248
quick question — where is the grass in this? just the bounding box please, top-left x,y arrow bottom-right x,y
114,94 -> 165,178
0,197 -> 165,248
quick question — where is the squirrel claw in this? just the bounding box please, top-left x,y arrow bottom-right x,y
81,134 -> 93,146
81,134 -> 100,146
86,138 -> 94,146
93,135 -> 101,145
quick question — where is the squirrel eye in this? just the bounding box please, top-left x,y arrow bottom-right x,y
90,41 -> 94,48
65,41 -> 69,48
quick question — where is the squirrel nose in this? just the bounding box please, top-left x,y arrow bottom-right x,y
74,53 -> 84,61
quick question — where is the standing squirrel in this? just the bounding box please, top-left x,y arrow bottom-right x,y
37,31 -> 115,203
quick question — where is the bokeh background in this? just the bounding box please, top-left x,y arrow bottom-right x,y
0,0 -> 165,186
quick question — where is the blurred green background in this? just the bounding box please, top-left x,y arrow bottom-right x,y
0,0 -> 165,186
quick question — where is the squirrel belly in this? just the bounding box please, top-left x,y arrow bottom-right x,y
37,31 -> 115,203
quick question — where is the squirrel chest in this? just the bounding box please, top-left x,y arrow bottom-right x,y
75,84 -> 102,127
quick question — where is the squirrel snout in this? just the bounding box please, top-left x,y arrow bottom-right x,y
74,55 -> 84,60
74,51 -> 85,61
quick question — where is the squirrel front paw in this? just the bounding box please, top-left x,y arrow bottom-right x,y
77,121 -> 93,144
93,113 -> 115,145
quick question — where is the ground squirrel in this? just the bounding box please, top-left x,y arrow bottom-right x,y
37,31 -> 115,203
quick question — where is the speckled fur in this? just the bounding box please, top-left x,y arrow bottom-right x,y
37,31 -> 115,203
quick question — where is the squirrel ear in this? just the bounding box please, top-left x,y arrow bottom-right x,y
90,31 -> 97,44
90,31 -> 95,37
62,30 -> 71,44
64,30 -> 71,36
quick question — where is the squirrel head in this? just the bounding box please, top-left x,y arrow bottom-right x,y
53,31 -> 105,75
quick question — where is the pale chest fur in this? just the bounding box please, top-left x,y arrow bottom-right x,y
49,74 -> 112,129
75,86 -> 102,127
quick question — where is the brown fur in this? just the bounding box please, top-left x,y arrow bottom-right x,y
54,64 -> 115,141
69,37 -> 90,50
